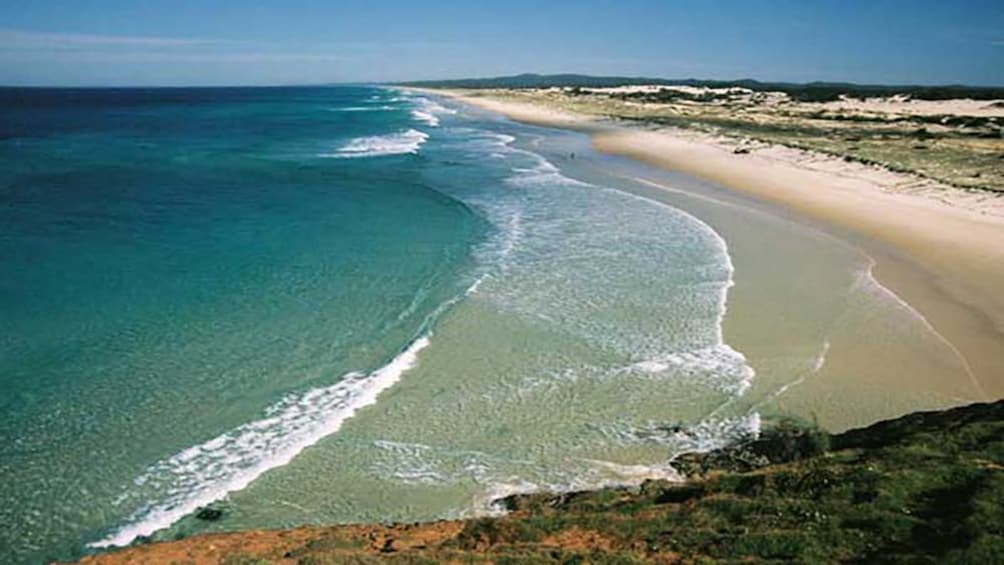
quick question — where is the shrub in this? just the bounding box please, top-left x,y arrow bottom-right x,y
751,418 -> 831,463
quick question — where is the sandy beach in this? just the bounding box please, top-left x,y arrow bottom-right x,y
429,88 -> 1004,410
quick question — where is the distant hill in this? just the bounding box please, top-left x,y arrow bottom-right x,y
399,73 -> 1004,102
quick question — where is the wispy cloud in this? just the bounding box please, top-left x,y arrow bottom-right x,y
0,28 -> 457,60
937,26 -> 1004,50
0,51 -> 350,64
0,29 -> 359,65
0,29 -> 459,52
0,29 -> 229,50
0,28 -> 463,84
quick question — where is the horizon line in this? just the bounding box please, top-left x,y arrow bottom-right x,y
2,73 -> 1003,90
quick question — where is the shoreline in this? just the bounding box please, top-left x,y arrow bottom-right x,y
78,399 -> 1004,563
426,88 -> 1004,402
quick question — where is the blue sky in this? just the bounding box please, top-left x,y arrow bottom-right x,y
1,0 -> 1001,86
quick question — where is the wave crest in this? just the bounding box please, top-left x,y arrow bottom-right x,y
89,336 -> 432,549
321,129 -> 428,159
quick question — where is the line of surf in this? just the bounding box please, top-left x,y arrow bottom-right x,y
90,220 -> 491,550
89,334 -> 432,548
320,128 -> 428,158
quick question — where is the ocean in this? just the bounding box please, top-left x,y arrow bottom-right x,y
0,84 -> 786,562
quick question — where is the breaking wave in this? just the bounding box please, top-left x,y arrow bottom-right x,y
321,129 -> 428,158
90,336 -> 432,548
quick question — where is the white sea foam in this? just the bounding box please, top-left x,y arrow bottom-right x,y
853,260 -> 985,397
321,129 -> 428,159
811,339 -> 831,373
500,211 -> 524,258
593,181 -> 739,349
327,105 -> 397,112
369,438 -> 686,517
371,443 -> 682,517
461,205 -> 523,298
666,412 -> 762,454
481,480 -> 542,516
89,336 -> 432,549
411,109 -> 440,127
592,413 -> 762,455
414,96 -> 457,116
627,344 -> 755,395
491,133 -> 517,147
408,96 -> 457,127
370,416 -> 758,520
760,339 -> 832,406
502,148 -> 752,389
507,154 -> 589,189
476,459 -> 685,517
371,440 -> 495,487
453,130 -> 754,404
372,441 -> 448,485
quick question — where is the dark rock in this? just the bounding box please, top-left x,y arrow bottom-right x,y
672,443 -> 771,477
655,484 -> 705,504
831,399 -> 1004,450
195,506 -> 224,521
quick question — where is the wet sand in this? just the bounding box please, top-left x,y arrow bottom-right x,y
429,89 -> 1004,429
592,130 -> 1004,398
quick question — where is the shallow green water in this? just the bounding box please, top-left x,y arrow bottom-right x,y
1,86 -> 753,562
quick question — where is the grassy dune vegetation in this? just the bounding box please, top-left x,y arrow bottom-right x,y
402,74 -> 1004,102
457,86 -> 1004,194
83,400 -> 1004,564
402,75 -> 1004,194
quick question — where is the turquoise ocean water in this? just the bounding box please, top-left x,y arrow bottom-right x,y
0,86 -> 755,563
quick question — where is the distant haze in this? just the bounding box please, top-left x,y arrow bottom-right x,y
1,0 -> 1002,87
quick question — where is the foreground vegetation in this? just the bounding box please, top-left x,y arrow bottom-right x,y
83,400 -> 1004,563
